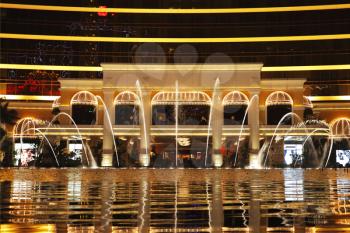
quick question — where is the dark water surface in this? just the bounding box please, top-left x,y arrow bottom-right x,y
0,169 -> 349,232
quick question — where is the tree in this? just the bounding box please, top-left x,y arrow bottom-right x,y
0,98 -> 19,127
0,98 -> 19,166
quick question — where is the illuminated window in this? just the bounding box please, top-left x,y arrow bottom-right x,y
151,91 -> 211,125
331,118 -> 350,138
266,91 -> 293,125
70,91 -> 98,125
223,91 -> 249,125
13,117 -> 45,137
114,91 -> 140,125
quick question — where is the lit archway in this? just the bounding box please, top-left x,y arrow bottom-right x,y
223,91 -> 249,125
13,117 -> 45,138
151,91 -> 211,125
331,118 -> 350,138
13,117 -> 46,167
114,91 -> 140,125
266,91 -> 293,125
70,91 -> 98,125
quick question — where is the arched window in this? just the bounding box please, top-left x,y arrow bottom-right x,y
70,91 -> 98,125
266,91 -> 293,125
151,91 -> 211,125
303,96 -> 314,120
331,118 -> 350,138
223,91 -> 249,125
114,91 -> 140,125
13,117 -> 45,138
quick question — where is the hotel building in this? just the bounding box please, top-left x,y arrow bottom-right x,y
0,1 -> 349,168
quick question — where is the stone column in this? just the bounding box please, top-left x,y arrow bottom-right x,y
101,90 -> 115,167
139,90 -> 151,167
248,90 -> 260,168
212,90 -> 223,167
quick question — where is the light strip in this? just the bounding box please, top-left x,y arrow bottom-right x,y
1,3 -> 350,14
262,64 -> 350,72
1,33 -> 350,43
0,94 -> 60,101
1,63 -> 350,72
0,63 -> 102,71
308,95 -> 350,101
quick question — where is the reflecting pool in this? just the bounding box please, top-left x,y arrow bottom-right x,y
0,169 -> 349,232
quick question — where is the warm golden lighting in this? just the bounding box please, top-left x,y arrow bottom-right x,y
0,63 -> 102,71
1,3 -> 350,14
0,94 -> 60,101
307,95 -> 350,101
2,63 -> 350,72
262,64 -> 350,72
0,224 -> 56,233
1,33 -> 350,43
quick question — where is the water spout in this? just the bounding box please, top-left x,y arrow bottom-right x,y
293,128 -> 331,168
233,95 -> 258,167
22,127 -> 60,167
96,95 -> 119,167
38,112 -> 90,166
263,112 -> 303,167
175,80 -> 179,167
136,80 -> 149,166
205,78 -> 220,167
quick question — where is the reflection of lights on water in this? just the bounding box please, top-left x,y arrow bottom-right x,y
206,182 -> 212,232
11,180 -> 33,201
334,178 -> 350,224
9,180 -> 35,223
283,170 -> 304,201
1,224 -> 56,232
67,177 -> 82,202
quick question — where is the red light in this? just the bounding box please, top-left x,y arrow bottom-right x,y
98,6 -> 108,17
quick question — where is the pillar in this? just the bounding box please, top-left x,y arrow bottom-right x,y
101,90 -> 115,167
212,90 -> 223,167
248,90 -> 260,168
139,90 -> 151,167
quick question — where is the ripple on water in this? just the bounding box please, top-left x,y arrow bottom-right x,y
0,169 -> 349,232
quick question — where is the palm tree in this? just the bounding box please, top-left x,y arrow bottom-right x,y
0,98 -> 19,166
0,98 -> 19,127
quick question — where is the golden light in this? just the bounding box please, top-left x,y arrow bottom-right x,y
307,95 -> 350,101
265,91 -> 293,106
0,63 -> 102,71
0,94 -> 60,101
1,3 -> 350,14
1,33 -> 350,43
2,64 -> 350,72
262,64 -> 350,72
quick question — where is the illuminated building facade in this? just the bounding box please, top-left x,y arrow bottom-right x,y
0,1 -> 349,167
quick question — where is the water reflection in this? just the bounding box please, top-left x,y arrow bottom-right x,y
0,169 -> 349,232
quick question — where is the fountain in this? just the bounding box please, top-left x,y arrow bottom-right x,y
175,80 -> 179,167
262,112 -> 304,167
293,128 -> 332,168
205,78 -> 220,167
233,94 -> 258,167
36,112 -> 92,166
96,95 -> 120,167
136,80 -> 150,166
20,127 -> 60,167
